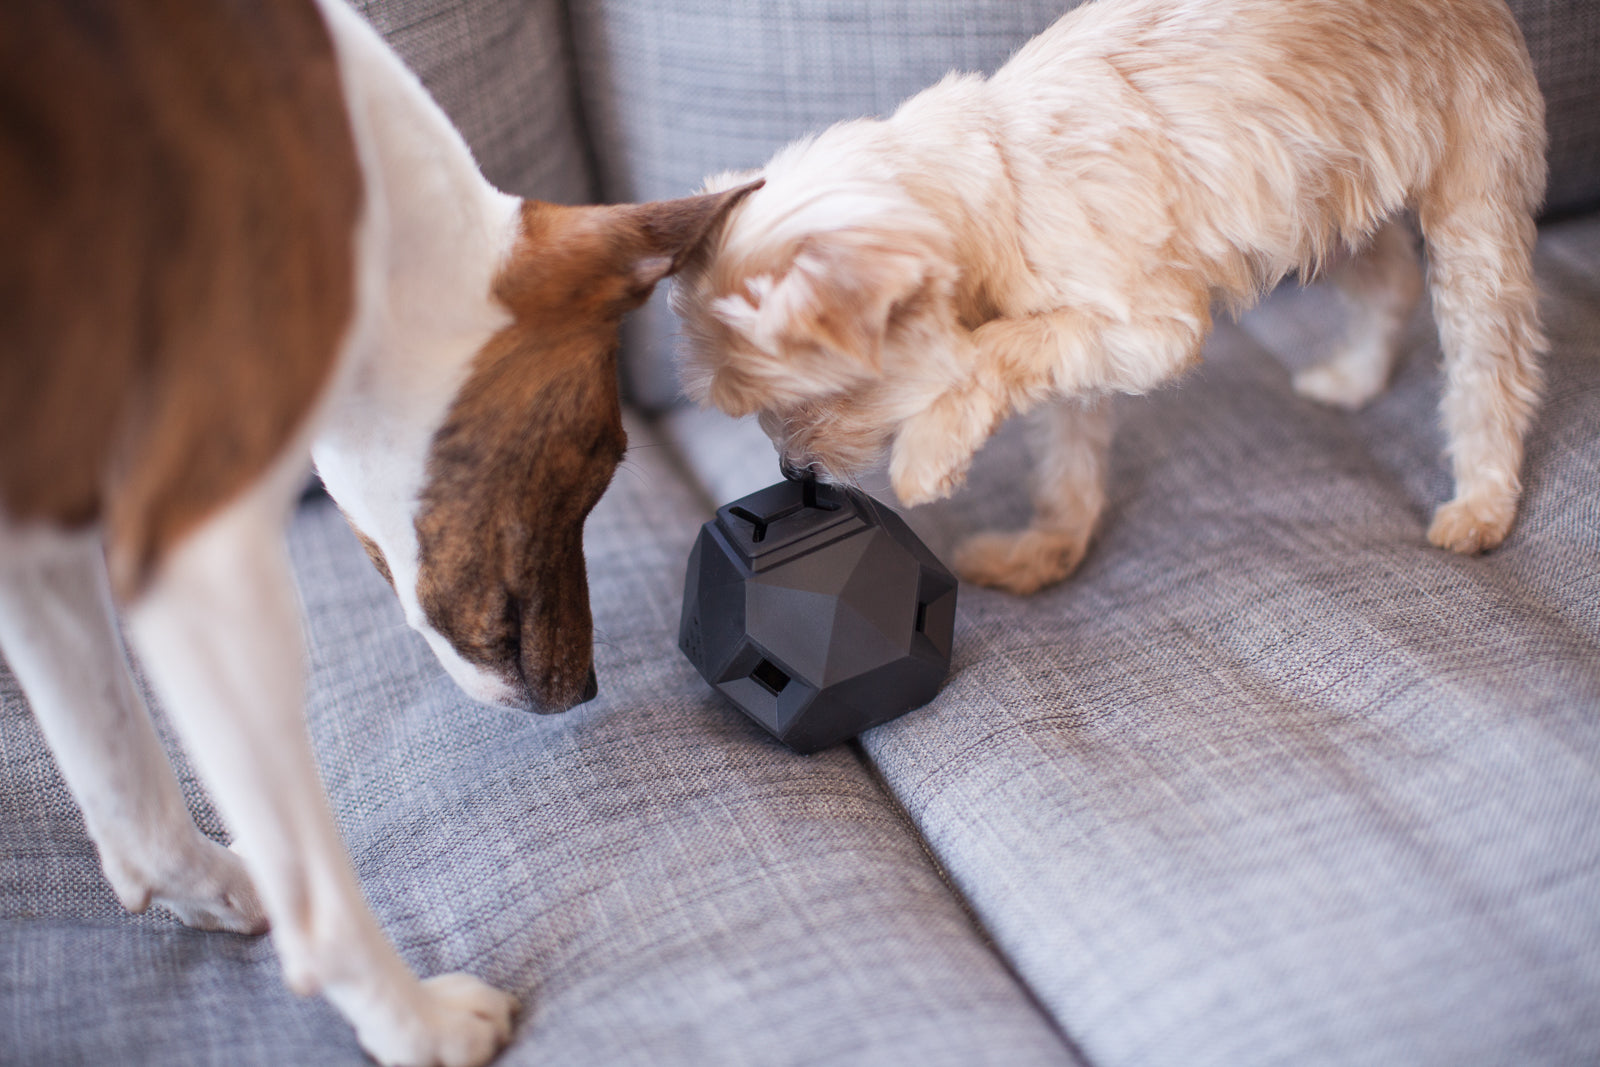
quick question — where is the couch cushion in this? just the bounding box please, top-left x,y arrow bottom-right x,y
0,413 -> 1077,1065
570,0 -> 1600,410
663,216 -> 1600,1065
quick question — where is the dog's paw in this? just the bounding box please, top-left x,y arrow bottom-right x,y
953,527 -> 1089,595
1427,496 -> 1514,555
107,836 -> 268,935
890,442 -> 972,507
889,389 -> 998,507
1292,355 -> 1386,411
360,974 -> 518,1067
156,840 -> 269,934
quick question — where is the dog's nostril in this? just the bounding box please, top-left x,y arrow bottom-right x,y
779,456 -> 813,482
580,667 -> 598,704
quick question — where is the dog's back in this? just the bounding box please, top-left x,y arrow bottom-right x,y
991,0 -> 1546,307
0,1 -> 362,594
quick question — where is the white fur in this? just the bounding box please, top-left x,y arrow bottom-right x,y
123,440 -> 515,1067
3,2 -> 753,1051
675,0 -> 1548,594
0,530 -> 267,935
310,0 -> 527,709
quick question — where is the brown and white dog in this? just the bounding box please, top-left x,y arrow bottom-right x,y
673,0 -> 1547,595
0,2 -> 753,1064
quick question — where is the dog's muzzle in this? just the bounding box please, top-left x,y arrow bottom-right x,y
780,456 -> 819,482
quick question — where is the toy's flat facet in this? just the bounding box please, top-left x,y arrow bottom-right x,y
680,478 -> 956,753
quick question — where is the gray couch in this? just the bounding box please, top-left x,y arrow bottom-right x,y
3,2 -> 1598,1064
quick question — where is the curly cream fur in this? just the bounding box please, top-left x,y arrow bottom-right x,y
673,0 -> 1547,593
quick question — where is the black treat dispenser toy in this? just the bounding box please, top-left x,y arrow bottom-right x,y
679,471 -> 957,753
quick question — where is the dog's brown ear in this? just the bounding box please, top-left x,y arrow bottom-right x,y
626,179 -> 765,293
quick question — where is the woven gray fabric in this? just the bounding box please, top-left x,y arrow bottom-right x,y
1515,0 -> 1600,217
570,0 -> 1600,409
0,413 -> 1076,1066
352,0 -> 595,204
665,217 -> 1600,1065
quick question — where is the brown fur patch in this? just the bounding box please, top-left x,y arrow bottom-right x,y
413,185 -> 759,711
0,0 -> 362,598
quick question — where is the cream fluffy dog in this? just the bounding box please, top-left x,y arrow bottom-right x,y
673,0 -> 1547,594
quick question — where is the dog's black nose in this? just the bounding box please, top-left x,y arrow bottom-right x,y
780,456 -> 814,482
523,667 -> 599,713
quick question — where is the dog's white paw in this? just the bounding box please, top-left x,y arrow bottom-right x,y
889,381 -> 1005,507
889,404 -> 986,508
891,444 -> 972,507
953,527 -> 1090,595
360,973 -> 518,1067
106,836 -> 268,935
1428,495 -> 1514,555
1292,355 -> 1386,411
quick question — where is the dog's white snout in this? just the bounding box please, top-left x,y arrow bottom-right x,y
415,626 -> 523,708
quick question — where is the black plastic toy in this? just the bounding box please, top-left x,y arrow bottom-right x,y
679,472 -> 957,753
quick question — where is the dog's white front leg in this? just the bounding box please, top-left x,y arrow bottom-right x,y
974,300 -> 1206,400
889,300 -> 1175,509
888,375 -> 1011,507
0,534 -> 266,933
123,490 -> 515,1067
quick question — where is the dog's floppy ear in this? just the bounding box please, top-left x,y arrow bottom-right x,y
715,235 -> 934,374
625,179 -> 765,294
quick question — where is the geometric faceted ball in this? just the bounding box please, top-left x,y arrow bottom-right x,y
680,477 -> 957,754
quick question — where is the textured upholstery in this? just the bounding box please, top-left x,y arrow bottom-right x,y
1514,0 -> 1600,217
0,413 -> 1076,1066
3,2 -> 1597,1064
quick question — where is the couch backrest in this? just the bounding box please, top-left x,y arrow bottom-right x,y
354,0 -> 595,204
1514,0 -> 1600,216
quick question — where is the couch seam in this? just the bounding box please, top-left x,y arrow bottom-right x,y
846,739 -> 1099,1067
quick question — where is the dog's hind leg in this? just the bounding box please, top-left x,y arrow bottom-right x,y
1293,218 -> 1424,411
122,474 -> 515,1067
1417,131 -> 1546,554
0,534 -> 266,933
954,398 -> 1112,594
